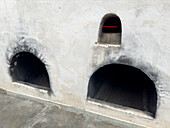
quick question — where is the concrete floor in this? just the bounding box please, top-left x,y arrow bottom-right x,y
0,89 -> 143,128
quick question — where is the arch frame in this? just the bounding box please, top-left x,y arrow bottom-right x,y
6,37 -> 53,95
87,60 -> 159,118
98,13 -> 122,45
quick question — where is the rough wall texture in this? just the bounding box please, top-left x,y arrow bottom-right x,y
0,0 -> 170,127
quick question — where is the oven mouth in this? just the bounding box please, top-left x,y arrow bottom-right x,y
9,52 -> 51,90
87,64 -> 157,118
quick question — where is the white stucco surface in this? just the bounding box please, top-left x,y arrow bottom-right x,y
0,0 -> 170,127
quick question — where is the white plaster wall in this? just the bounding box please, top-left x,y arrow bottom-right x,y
0,0 -> 170,127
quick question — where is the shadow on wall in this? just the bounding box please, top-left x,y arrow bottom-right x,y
9,52 -> 51,90
87,64 -> 157,118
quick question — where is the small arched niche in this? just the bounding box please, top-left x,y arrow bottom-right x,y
9,52 -> 50,90
87,64 -> 157,117
98,13 -> 122,45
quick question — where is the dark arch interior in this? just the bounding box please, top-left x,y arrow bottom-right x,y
102,16 -> 121,33
87,64 -> 157,117
10,52 -> 50,90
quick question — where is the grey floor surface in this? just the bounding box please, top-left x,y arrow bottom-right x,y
0,90 -> 125,128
